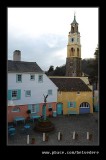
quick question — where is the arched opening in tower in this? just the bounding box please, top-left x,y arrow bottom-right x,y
71,26 -> 74,33
70,48 -> 74,56
77,48 -> 79,57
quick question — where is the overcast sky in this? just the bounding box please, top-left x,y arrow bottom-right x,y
8,7 -> 98,71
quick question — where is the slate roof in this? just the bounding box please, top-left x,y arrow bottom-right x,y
49,77 -> 91,91
8,60 -> 43,73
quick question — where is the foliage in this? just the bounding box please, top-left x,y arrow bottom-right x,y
45,64 -> 66,76
88,46 -> 99,85
32,137 -> 35,140
45,45 -> 98,87
26,110 -> 31,114
48,65 -> 54,72
38,117 -> 50,122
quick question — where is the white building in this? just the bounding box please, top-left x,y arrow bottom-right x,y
8,50 -> 58,122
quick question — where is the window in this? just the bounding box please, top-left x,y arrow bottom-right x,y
48,89 -> 52,95
16,74 -> 22,82
71,48 -> 74,52
30,104 -> 39,113
77,91 -> 80,95
8,89 -> 21,100
25,90 -> 31,97
77,48 -> 79,57
70,48 -> 75,56
38,75 -> 43,82
48,104 -> 52,111
48,104 -> 52,108
80,102 -> 90,108
30,74 -> 35,80
31,104 -> 36,113
12,106 -> 20,112
12,90 -> 18,99
72,26 -> 74,33
68,102 -> 76,108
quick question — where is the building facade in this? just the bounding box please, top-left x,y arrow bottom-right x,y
8,50 -> 58,122
49,77 -> 93,115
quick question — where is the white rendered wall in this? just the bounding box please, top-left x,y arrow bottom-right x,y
8,72 -> 58,105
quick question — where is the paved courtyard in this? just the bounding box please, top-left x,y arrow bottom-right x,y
7,112 -> 99,146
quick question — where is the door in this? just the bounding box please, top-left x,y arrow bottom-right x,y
57,103 -> 63,115
79,102 -> 90,114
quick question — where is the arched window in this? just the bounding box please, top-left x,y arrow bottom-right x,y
70,48 -> 74,56
71,26 -> 74,33
71,48 -> 74,52
77,48 -> 79,57
80,102 -> 90,108
77,26 -> 78,32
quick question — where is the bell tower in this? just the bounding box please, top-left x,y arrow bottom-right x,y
66,13 -> 82,77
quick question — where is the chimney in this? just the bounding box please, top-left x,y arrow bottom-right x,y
13,50 -> 21,61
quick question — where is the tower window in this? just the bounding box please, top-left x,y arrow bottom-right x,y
77,26 -> 78,32
71,48 -> 74,56
71,26 -> 74,33
71,48 -> 74,52
77,48 -> 79,57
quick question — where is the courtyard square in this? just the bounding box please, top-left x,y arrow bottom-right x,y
7,112 -> 99,146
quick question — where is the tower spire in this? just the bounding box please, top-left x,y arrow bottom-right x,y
74,11 -> 76,21
72,11 -> 78,24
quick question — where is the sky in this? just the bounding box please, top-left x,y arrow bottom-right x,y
8,7 -> 98,71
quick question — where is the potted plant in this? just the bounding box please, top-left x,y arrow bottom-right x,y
26,109 -> 31,114
26,109 -> 31,120
31,137 -> 35,144
48,108 -> 52,112
45,133 -> 49,141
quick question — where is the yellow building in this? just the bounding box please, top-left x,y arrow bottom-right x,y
49,77 -> 93,115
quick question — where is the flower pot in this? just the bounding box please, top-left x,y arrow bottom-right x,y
31,138 -> 35,144
45,134 -> 49,141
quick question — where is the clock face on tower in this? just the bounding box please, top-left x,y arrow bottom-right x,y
70,38 -> 74,42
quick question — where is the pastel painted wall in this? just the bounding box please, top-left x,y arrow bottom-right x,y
57,91 -> 93,114
8,102 -> 57,122
8,105 -> 28,123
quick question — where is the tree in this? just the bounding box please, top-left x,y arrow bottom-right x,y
48,65 -> 54,72
45,64 -> 66,76
88,45 -> 99,88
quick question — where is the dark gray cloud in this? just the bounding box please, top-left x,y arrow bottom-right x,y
8,33 -> 67,70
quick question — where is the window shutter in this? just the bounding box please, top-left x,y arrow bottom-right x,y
74,102 -> 76,108
25,91 -> 27,97
16,75 -> 18,82
17,89 -> 21,99
36,104 -> 39,112
28,104 -> 32,110
8,90 -> 11,100
68,102 -> 70,108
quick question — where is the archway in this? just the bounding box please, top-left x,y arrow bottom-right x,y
79,102 -> 90,114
